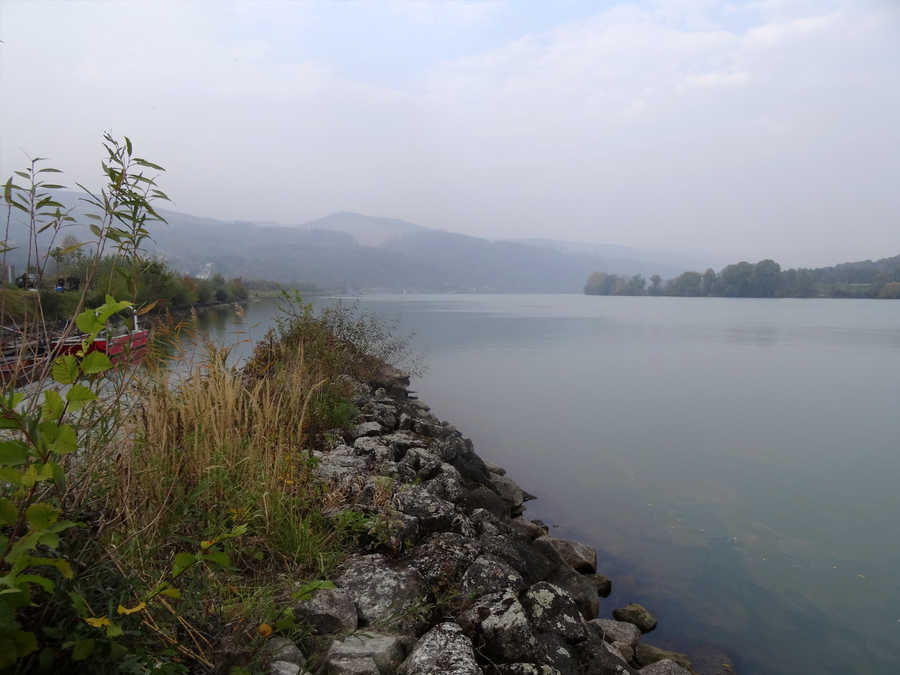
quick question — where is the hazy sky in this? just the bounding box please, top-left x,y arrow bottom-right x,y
1,0 -> 898,267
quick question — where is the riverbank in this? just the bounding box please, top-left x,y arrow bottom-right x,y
268,365 -> 717,675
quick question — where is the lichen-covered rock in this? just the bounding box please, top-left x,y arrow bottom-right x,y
407,532 -> 480,589
613,603 -> 658,633
547,564 -> 600,620
353,421 -> 383,439
534,536 -> 597,574
398,622 -> 483,675
634,644 -> 694,672
353,436 -> 393,458
458,590 -> 539,662
483,459 -> 506,475
423,462 -> 465,503
313,448 -> 370,483
461,555 -> 525,596
522,582 -> 587,644
326,632 -> 408,674
335,554 -> 426,628
576,633 -> 640,674
393,484 -> 457,533
588,618 -> 641,648
261,637 -> 306,672
638,659 -> 694,675
382,509 -> 420,549
493,666 -> 562,675
294,587 -> 357,634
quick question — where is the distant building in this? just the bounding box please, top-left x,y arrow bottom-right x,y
196,262 -> 216,280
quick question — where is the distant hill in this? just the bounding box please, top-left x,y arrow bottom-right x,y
2,193 -> 693,292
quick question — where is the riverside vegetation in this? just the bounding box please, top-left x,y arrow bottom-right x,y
1,135 -> 705,674
585,257 -> 900,299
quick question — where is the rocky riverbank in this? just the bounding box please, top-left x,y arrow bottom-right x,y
264,367 -> 713,675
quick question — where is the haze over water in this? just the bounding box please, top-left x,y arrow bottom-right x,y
198,294 -> 900,674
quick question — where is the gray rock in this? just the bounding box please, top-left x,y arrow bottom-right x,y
493,666 -> 562,675
461,555 -> 525,596
535,536 -> 597,574
590,573 -> 612,598
483,459 -> 506,475
270,662 -> 302,675
326,632 -> 408,674
407,532 -> 481,589
613,603 -> 658,633
522,581 -> 588,644
423,462 -> 465,503
489,474 -> 530,508
313,450 -> 369,483
382,509 -> 420,549
327,658 -> 378,675
639,659 -> 695,675
353,421 -> 383,439
547,564 -> 600,620
353,436 -> 392,457
398,412 -> 413,430
294,587 -> 358,635
399,622 -> 483,675
463,485 -> 509,519
393,485 -> 457,534
261,637 -> 306,669
635,644 -> 694,672
479,534 -> 555,584
458,590 -> 539,662
509,517 -> 547,541
588,618 -> 641,648
335,554 -> 426,628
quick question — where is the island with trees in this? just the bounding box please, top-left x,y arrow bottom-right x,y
584,255 -> 900,299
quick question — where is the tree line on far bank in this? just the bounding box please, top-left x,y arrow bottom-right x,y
584,254 -> 900,299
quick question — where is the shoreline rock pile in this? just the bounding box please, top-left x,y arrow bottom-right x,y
270,369 -> 704,675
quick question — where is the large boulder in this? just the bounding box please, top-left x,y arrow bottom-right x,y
326,632 -> 408,675
534,536 -> 597,574
352,421 -> 383,439
398,622 -> 483,675
393,485 -> 457,534
312,447 -> 370,483
635,644 -> 694,673
639,660 -> 694,675
261,637 -> 306,674
489,474 -> 535,514
588,618 -> 641,648
335,554 -> 426,629
407,532 -> 481,590
479,535 -> 555,584
461,555 -> 525,596
458,590 -> 539,662
522,582 -> 588,644
547,564 -> 600,620
294,587 -> 357,635
613,603 -> 658,633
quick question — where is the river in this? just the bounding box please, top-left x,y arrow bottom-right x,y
193,294 -> 900,674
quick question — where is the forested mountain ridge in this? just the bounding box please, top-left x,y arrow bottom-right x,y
584,255 -> 900,299
3,192 -> 684,292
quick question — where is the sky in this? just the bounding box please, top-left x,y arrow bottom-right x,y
1,0 -> 898,268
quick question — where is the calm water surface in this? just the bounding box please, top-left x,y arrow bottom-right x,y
197,294 -> 900,675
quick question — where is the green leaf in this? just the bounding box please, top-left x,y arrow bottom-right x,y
0,498 -> 16,525
28,557 -> 73,579
66,385 -> 96,411
0,467 -> 22,485
106,621 -> 124,638
203,550 -> 231,569
72,638 -> 95,661
80,351 -> 112,375
16,574 -> 54,594
291,580 -> 335,603
50,426 -> 77,455
52,356 -> 79,385
160,585 -> 181,599
13,630 -> 38,659
42,389 -> 65,421
0,440 -> 28,466
171,552 -> 196,577
125,136 -> 133,156
25,502 -> 58,530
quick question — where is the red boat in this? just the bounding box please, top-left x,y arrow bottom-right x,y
53,314 -> 150,363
